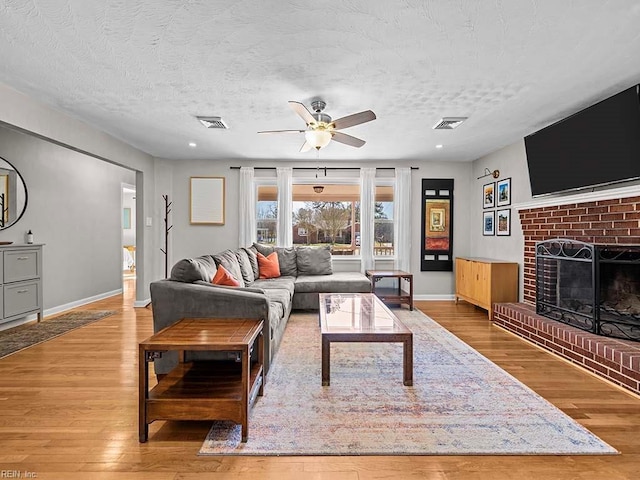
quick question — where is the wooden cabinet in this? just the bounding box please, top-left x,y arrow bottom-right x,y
0,244 -> 43,326
455,257 -> 518,320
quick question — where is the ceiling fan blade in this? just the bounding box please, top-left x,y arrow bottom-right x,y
288,101 -> 315,125
258,129 -> 306,134
331,110 -> 376,130
331,131 -> 366,148
299,141 -> 313,153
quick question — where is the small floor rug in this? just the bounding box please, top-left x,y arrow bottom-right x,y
0,310 -> 116,359
199,309 -> 618,456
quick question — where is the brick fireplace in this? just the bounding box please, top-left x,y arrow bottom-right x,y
492,193 -> 640,395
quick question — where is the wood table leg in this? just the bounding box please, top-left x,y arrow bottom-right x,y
403,336 -> 413,386
241,346 -> 249,442
138,345 -> 149,442
322,336 -> 330,386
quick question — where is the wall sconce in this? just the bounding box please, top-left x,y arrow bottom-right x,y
477,168 -> 500,180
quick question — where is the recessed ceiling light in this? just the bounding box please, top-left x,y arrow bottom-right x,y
188,142 -> 197,147
435,144 -> 443,149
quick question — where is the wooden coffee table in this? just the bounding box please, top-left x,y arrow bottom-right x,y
319,293 -> 413,386
139,317 -> 264,443
365,269 -> 414,310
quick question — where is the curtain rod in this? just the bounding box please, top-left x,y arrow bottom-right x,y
229,166 -> 419,170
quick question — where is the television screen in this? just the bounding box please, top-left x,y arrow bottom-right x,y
524,85 -> 640,196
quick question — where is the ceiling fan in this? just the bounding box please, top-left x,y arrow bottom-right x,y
258,100 -> 376,152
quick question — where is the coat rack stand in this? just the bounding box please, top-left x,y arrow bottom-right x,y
160,195 -> 173,278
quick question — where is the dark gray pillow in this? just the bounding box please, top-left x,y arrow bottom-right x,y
252,243 -> 297,277
296,245 -> 332,275
243,246 -> 260,279
275,247 -> 297,277
213,249 -> 245,287
170,255 -> 217,283
235,249 -> 255,284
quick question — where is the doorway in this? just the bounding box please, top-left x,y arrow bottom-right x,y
122,184 -> 136,280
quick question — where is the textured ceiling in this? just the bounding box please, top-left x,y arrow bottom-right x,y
1,1 -> 640,163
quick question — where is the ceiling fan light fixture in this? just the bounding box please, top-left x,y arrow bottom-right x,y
305,129 -> 332,150
313,185 -> 324,193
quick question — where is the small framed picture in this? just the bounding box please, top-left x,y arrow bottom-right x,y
496,208 -> 511,236
483,182 -> 495,209
483,211 -> 495,236
497,177 -> 511,207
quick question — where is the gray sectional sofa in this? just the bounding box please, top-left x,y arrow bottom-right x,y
149,243 -> 371,376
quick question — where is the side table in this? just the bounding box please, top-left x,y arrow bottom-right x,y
365,270 -> 414,310
139,317 -> 264,443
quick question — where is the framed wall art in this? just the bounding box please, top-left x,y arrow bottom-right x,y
190,176 -> 226,225
496,208 -> 511,236
421,178 -> 454,271
497,177 -> 512,207
483,182 -> 495,208
483,211 -> 495,236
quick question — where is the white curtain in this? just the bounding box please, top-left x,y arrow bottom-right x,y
276,167 -> 293,247
394,168 -> 412,272
238,167 -> 256,247
360,167 -> 376,273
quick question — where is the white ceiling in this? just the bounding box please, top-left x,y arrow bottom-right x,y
1,1 -> 640,163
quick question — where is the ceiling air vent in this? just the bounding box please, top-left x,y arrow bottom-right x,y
197,116 -> 228,129
432,117 -> 468,130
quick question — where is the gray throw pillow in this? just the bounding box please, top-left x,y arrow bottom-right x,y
296,245 -> 332,275
275,247 -> 297,277
252,243 -> 297,277
170,255 -> 217,282
243,246 -> 260,279
235,249 -> 255,284
212,249 -> 245,287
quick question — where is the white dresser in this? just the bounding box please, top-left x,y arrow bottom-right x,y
0,244 -> 43,325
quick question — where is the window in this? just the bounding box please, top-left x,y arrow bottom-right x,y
256,184 -> 277,245
374,184 -> 394,256
292,183 -> 360,255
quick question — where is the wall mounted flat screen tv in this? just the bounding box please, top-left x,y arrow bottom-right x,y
524,85 -> 640,197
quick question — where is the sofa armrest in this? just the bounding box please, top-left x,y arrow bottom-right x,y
149,279 -> 272,374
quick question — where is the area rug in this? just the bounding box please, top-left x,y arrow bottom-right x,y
0,310 -> 116,359
199,309 -> 617,456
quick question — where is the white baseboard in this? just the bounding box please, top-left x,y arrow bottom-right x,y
0,289 -> 123,332
414,294 -> 456,301
134,298 -> 151,308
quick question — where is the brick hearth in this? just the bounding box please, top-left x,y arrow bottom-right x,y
492,194 -> 640,396
494,303 -> 640,396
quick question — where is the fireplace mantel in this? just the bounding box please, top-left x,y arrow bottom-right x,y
514,184 -> 640,211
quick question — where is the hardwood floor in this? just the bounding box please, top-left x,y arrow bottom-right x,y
0,281 -> 639,479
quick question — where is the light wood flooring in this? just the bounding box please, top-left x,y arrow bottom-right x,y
0,279 -> 639,479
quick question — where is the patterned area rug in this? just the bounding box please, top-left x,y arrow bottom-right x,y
0,310 -> 116,359
199,309 -> 618,456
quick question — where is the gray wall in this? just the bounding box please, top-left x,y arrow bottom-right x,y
470,140 -> 530,300
0,82 -> 157,304
156,158 -> 473,298
0,125 -> 136,310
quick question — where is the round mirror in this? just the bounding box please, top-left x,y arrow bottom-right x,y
0,156 -> 28,230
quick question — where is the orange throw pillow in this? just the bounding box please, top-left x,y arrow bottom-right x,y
257,252 -> 280,279
211,265 -> 240,287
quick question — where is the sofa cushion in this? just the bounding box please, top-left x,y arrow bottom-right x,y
253,243 -> 297,277
212,265 -> 240,286
294,272 -> 372,293
235,249 -> 255,284
243,247 -> 260,279
251,276 -> 296,298
263,288 -> 292,314
213,250 -> 245,287
258,252 -> 281,279
296,245 -> 332,275
170,255 -> 217,283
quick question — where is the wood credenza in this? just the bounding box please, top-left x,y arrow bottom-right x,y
0,244 -> 43,326
454,257 -> 518,320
